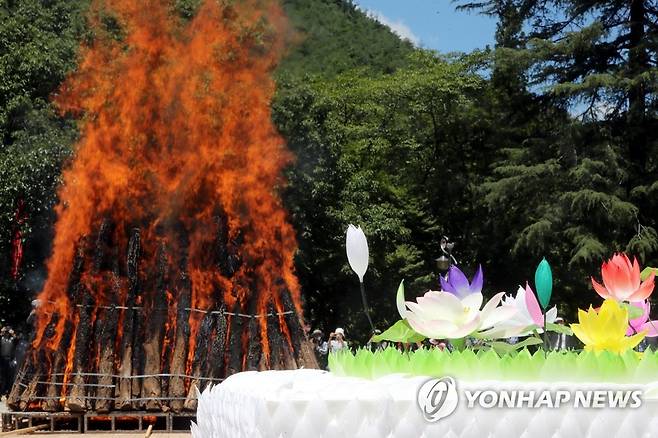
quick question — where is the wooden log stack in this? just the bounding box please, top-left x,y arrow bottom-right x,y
8,216 -> 318,413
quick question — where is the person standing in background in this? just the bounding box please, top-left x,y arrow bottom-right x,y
368,329 -> 388,351
11,331 -> 29,386
0,327 -> 16,396
311,329 -> 329,369
328,328 -> 349,353
551,317 -> 568,350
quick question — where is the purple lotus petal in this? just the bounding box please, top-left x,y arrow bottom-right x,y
470,265 -> 484,294
440,274 -> 455,294
447,265 -> 470,298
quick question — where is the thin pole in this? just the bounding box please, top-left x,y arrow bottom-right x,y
360,281 -> 375,332
543,311 -> 548,355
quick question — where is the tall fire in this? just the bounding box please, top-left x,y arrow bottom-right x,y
9,0 -> 317,414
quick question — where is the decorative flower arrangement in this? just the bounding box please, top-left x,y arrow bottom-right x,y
367,252 -> 658,361
485,284 -> 558,338
559,253 -> 658,357
375,259 -> 567,352
571,300 -> 646,354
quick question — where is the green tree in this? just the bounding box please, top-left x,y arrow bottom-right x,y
457,0 -> 658,317
279,0 -> 414,77
0,0 -> 417,329
0,0 -> 88,325
275,52 -> 488,338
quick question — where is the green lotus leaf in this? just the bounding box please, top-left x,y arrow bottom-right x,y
641,267 -> 658,281
370,319 -> 426,344
482,342 -> 514,355
620,302 -> 646,319
545,322 -> 573,336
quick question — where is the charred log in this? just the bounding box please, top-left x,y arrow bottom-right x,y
142,242 -> 169,411
117,228 -> 140,410
216,215 -> 241,278
246,300 -> 261,371
11,313 -> 60,411
208,307 -> 227,379
42,245 -> 86,412
183,310 -> 214,411
226,302 -> 244,376
168,271 -> 191,413
12,221 -> 317,413
281,288 -> 318,369
93,272 -> 120,412
43,321 -> 74,412
66,222 -> 111,412
266,304 -> 286,370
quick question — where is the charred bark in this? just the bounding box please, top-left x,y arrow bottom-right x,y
168,271 -> 191,413
10,218 -> 317,413
207,307 -> 227,379
66,222 -> 112,412
216,215 -> 241,277
43,321 -> 74,412
93,271 -> 120,413
142,242 -> 169,411
280,288 -> 318,369
246,299 -> 261,371
183,310 -> 214,411
117,228 -> 141,410
11,312 -> 61,411
266,304 -> 286,370
42,245 -> 86,412
226,302 -> 244,376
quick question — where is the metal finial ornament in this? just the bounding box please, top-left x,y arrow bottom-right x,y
436,236 -> 457,272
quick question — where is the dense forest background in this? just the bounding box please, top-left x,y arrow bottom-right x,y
1,0 -> 657,341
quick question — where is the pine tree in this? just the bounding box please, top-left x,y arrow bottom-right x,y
457,0 -> 658,316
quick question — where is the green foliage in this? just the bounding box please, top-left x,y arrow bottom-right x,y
641,267 -> 658,281
174,0 -> 203,19
455,0 -> 658,321
330,347 -> 658,383
279,0 -> 414,77
274,51 -> 487,338
1,0 -> 657,341
481,337 -> 543,355
0,0 -> 87,139
545,323 -> 573,336
620,303 -> 645,320
0,0 -> 88,325
370,319 -> 425,344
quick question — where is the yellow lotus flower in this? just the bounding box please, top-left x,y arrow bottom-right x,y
571,299 -> 646,353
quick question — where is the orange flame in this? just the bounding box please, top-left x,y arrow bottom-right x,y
34,0 -> 301,379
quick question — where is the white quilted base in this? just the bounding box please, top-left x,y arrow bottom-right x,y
192,369 -> 658,438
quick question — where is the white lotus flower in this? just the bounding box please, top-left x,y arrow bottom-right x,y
346,224 -> 369,282
478,284 -> 558,339
398,290 -> 517,339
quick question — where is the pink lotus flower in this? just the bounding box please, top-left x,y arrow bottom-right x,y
626,300 -> 658,337
591,253 -> 655,302
480,284 -> 558,338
